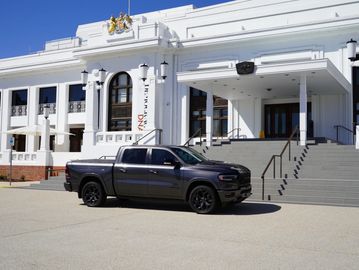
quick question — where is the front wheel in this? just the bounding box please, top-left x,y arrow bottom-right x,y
188,185 -> 219,214
82,181 -> 106,207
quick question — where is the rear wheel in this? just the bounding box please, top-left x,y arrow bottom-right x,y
188,185 -> 218,214
82,181 -> 106,207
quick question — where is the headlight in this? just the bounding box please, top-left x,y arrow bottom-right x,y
218,175 -> 238,181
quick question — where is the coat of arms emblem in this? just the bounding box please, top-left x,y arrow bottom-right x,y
108,12 -> 133,35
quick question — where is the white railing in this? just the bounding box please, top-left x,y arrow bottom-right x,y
11,152 -> 37,162
69,101 -> 86,113
39,103 -> 56,114
11,105 -> 27,116
96,131 -> 148,144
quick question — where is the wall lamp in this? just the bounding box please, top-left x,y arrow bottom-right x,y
347,39 -> 358,62
81,68 -> 107,89
139,61 -> 169,82
43,105 -> 50,119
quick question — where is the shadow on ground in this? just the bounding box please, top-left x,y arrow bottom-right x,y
84,198 -> 281,215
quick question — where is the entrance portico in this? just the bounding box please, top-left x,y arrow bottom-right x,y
178,59 -> 352,146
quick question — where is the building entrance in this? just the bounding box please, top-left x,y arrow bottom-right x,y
189,88 -> 228,137
265,103 -> 313,138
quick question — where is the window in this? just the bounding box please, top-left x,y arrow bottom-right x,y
39,87 -> 56,104
12,90 -> 27,106
11,89 -> 28,116
151,149 -> 177,165
122,149 -> 147,164
189,87 -> 228,137
170,147 -> 206,165
69,84 -> 86,113
108,72 -> 132,131
69,84 -> 85,102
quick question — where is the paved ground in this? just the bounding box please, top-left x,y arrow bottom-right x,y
0,181 -> 40,188
0,188 -> 358,270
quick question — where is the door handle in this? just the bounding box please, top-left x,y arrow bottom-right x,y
119,168 -> 127,173
149,170 -> 158,174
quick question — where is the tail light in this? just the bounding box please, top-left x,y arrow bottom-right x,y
65,165 -> 70,180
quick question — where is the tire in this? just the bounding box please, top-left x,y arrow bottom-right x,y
188,185 -> 219,214
82,181 -> 107,207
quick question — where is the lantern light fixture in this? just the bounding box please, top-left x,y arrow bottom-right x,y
44,105 -> 50,119
347,39 -> 358,62
98,68 -> 107,86
140,63 -> 149,82
81,70 -> 89,87
160,61 -> 169,80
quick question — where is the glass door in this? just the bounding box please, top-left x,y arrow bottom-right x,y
265,103 -> 312,138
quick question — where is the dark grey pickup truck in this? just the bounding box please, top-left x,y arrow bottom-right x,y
64,145 -> 251,214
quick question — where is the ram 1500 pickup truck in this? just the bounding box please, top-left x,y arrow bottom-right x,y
64,145 -> 251,214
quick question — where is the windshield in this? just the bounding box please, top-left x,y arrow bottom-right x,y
170,147 -> 208,165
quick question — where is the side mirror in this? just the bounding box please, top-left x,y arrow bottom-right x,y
163,159 -> 181,168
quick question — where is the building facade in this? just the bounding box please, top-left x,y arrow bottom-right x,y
0,0 -> 358,179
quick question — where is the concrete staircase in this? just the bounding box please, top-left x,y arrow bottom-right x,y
192,139 -> 359,207
21,139 -> 359,207
22,174 -> 66,191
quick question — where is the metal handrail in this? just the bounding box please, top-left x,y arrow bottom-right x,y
334,125 -> 354,144
183,128 -> 202,147
222,128 -> 241,139
260,126 -> 299,200
133,129 -> 163,145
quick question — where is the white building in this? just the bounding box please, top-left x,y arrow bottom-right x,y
0,0 -> 358,180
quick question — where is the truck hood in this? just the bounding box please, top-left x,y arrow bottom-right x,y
193,160 -> 250,174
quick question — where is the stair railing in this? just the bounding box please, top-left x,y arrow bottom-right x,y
334,125 -> 355,144
222,128 -> 241,139
183,128 -> 202,147
133,129 -> 163,145
260,126 -> 299,200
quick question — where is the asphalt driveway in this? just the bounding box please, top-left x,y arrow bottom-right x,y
0,187 -> 358,270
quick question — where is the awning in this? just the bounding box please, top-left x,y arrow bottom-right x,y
3,125 -> 74,136
177,59 -> 351,100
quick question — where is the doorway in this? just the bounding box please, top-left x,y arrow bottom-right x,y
265,103 -> 313,138
70,128 -> 84,152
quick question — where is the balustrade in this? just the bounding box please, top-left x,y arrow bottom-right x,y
11,105 -> 27,116
68,101 -> 86,113
39,103 -> 56,115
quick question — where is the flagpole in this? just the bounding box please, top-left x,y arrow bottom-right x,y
128,0 -> 131,15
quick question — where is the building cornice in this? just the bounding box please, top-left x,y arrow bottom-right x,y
179,15 -> 359,49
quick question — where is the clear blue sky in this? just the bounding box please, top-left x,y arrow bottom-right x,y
0,0 -> 231,59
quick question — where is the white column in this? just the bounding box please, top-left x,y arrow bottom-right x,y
40,117 -> 50,151
254,97 -> 262,138
1,89 -> 11,151
299,74 -> 307,146
356,125 -> 359,150
37,116 -> 51,166
83,82 -> 97,148
206,89 -> 213,147
55,83 -> 69,151
180,85 -> 189,145
27,86 -> 39,151
228,100 -> 234,137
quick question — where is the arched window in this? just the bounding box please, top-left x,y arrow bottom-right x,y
108,72 -> 132,131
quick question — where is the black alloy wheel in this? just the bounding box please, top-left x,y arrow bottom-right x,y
82,181 -> 106,207
189,185 -> 218,214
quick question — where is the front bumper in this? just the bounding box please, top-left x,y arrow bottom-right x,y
64,182 -> 72,192
217,184 -> 252,203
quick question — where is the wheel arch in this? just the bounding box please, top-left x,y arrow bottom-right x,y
185,179 -> 218,202
78,174 -> 107,198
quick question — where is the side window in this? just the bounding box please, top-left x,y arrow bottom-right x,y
151,149 -> 177,166
122,149 -> 147,164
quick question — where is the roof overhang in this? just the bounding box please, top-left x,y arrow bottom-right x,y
177,59 -> 351,100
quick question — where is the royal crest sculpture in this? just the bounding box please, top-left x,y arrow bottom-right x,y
108,12 -> 133,35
